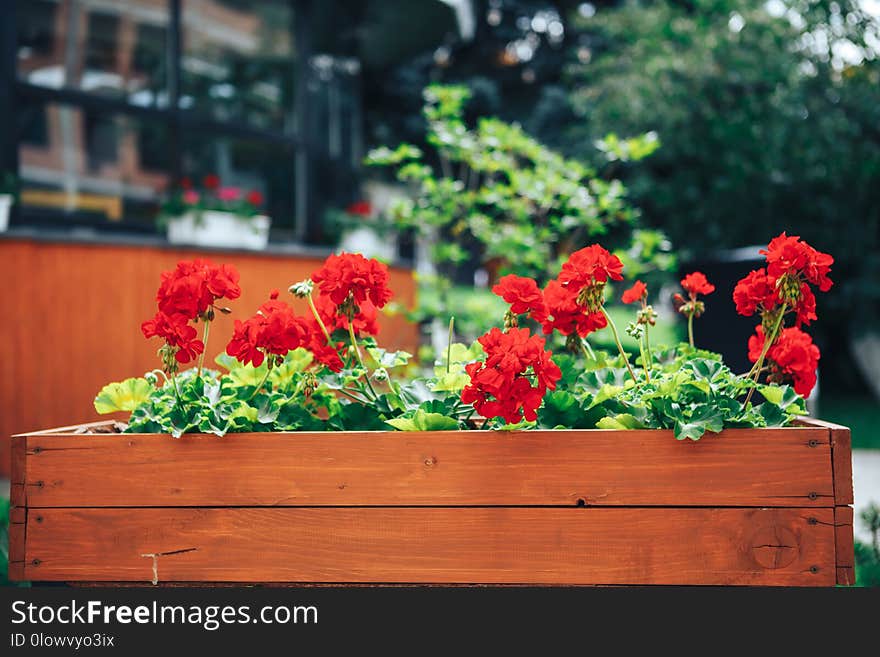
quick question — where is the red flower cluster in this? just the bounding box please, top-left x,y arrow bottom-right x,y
748,326 -> 820,396
541,280 -> 607,337
734,233 -> 832,397
492,275 -> 548,323
156,259 -> 241,320
761,232 -> 833,293
141,312 -> 204,364
621,280 -> 647,305
680,272 -> 715,296
312,252 -> 394,310
313,292 -> 380,337
226,291 -> 343,371
346,200 -> 372,216
143,259 -> 241,368
558,244 -> 624,291
461,328 -> 562,424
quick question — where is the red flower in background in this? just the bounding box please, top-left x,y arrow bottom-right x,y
461,327 -> 561,424
541,279 -> 607,337
680,272 -> 715,297
621,280 -> 647,305
246,190 -> 264,207
346,200 -> 372,216
312,252 -> 393,310
203,174 -> 220,190
761,232 -> 833,292
748,325 -> 820,396
492,274 -> 547,323
558,244 -> 624,291
733,268 -> 779,317
141,312 -> 204,363
183,190 -> 199,204
180,177 -> 193,190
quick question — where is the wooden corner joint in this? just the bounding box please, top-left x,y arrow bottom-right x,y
833,506 -> 855,586
829,426 -> 854,506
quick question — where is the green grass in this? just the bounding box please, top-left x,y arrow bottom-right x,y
818,395 -> 880,449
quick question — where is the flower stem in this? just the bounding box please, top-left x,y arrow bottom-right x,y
580,338 -> 596,361
644,323 -> 653,376
247,366 -> 272,401
744,304 -> 787,405
197,319 -> 211,378
601,307 -> 637,383
446,316 -> 455,374
348,321 -> 379,399
687,312 -> 695,349
639,334 -> 651,383
306,292 -> 333,344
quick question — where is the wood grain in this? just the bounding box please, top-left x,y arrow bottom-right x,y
7,506 -> 26,581
24,507 -> 835,586
0,238 -> 418,475
834,505 -> 855,586
800,418 -> 854,506
21,426 -> 833,507
10,434 -> 26,509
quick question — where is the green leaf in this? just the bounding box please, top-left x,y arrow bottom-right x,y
94,378 -> 153,414
387,408 -> 459,432
596,413 -> 645,430
367,347 -> 412,369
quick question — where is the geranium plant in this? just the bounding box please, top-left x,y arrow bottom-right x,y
158,174 -> 265,226
96,233 -> 832,441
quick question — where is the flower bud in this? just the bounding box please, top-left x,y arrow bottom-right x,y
289,279 -> 314,298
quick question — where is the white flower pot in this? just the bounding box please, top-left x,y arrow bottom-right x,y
0,194 -> 12,232
338,225 -> 397,262
166,210 -> 270,250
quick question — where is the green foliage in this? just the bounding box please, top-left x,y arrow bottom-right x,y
94,377 -> 154,414
855,503 -> 880,587
537,344 -> 804,440
366,84 -> 673,321
566,0 -> 880,323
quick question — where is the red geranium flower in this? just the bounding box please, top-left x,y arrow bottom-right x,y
312,252 -> 394,310
621,280 -> 647,305
461,327 -> 562,424
203,174 -> 220,190
760,232 -> 833,293
157,259 -> 241,320
733,268 -> 780,317
141,311 -> 204,364
314,291 -> 380,337
680,272 -> 715,297
558,244 -> 625,290
541,279 -> 607,337
748,325 -> 820,397
225,295 -> 311,368
246,190 -> 264,207
492,274 -> 548,323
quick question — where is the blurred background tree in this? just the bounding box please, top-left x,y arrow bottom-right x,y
564,0 -> 880,391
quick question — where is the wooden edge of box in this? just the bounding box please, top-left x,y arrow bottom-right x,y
10,433 -> 27,509
834,506 -> 855,586
7,506 -> 27,581
831,428 -> 854,506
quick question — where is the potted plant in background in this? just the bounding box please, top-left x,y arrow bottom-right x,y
0,172 -> 17,232
330,199 -> 398,262
161,174 -> 270,250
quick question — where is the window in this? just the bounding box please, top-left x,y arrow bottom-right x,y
9,0 -> 319,241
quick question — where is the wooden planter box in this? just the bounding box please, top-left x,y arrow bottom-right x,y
9,419 -> 854,586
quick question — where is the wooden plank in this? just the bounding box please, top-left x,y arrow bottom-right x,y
10,434 -> 26,509
7,506 -> 27,582
800,419 -> 854,505
24,507 -> 835,586
834,506 -> 855,586
22,426 -> 833,508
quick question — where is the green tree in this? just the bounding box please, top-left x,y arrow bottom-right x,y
566,0 -> 880,329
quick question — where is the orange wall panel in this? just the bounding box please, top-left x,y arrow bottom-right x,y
0,238 -> 417,475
